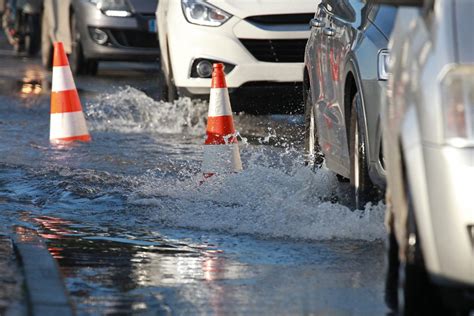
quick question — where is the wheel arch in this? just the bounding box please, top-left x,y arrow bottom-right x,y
344,60 -> 371,163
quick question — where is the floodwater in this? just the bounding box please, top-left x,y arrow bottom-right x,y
0,46 -> 389,315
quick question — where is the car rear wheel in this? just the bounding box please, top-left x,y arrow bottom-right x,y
304,89 -> 323,168
349,92 -> 376,209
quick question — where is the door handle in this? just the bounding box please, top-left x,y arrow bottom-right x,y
323,27 -> 335,37
310,18 -> 324,28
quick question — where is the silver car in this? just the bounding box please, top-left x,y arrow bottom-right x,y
379,0 -> 474,314
303,0 -> 396,208
41,0 -> 159,75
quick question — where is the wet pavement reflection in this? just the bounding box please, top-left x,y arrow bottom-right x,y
23,214 -> 386,315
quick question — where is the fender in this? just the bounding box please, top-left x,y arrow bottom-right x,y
344,54 -> 387,188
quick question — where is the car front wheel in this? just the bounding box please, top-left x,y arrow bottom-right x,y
349,92 -> 376,209
70,12 -> 98,76
41,11 -> 53,69
401,182 -> 448,315
304,88 -> 323,168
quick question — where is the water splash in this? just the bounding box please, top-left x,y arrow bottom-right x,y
85,86 -> 208,135
128,146 -> 386,242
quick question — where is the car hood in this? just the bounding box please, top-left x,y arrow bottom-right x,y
206,0 -> 316,19
128,0 -> 158,13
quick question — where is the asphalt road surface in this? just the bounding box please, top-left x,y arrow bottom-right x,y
0,32 -> 390,315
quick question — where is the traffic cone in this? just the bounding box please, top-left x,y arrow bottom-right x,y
49,42 -> 91,144
202,63 -> 242,177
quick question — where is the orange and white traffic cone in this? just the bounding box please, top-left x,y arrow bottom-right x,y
49,42 -> 91,144
202,63 -> 242,178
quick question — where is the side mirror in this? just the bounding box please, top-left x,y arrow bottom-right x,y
372,0 -> 424,6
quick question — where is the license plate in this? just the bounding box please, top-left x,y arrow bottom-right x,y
148,19 -> 157,33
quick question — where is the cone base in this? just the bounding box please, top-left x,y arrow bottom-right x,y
50,134 -> 91,144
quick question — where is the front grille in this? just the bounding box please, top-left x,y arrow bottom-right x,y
239,39 -> 307,63
246,14 -> 314,25
109,30 -> 158,49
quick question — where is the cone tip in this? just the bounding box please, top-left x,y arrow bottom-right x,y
53,42 -> 69,67
211,63 -> 227,89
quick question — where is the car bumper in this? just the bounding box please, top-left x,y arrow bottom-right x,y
420,145 -> 474,285
166,6 -> 309,93
75,1 -> 159,61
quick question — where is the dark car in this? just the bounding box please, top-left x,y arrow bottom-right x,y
41,0 -> 159,75
303,0 -> 396,208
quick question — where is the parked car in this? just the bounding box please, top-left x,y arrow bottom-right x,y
377,0 -> 474,314
1,0 -> 42,56
156,0 -> 315,111
41,0 -> 160,75
303,0 -> 397,208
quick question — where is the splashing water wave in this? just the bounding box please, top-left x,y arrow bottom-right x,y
128,148 -> 386,242
52,87 -> 387,241
86,86 -> 208,135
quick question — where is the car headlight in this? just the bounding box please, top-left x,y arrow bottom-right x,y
181,0 -> 232,27
378,50 -> 390,81
440,65 -> 474,147
89,0 -> 133,17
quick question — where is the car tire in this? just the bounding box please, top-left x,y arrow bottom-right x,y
402,184 -> 450,315
70,12 -> 97,76
165,74 -> 178,102
404,245 -> 457,315
24,14 -> 40,56
41,12 -> 53,69
159,42 -> 178,102
303,88 -> 323,168
69,12 -> 85,75
160,64 -> 178,102
85,60 -> 99,76
385,231 -> 399,312
349,92 -> 376,209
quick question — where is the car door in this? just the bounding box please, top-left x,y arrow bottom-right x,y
320,0 -> 359,176
312,0 -> 333,163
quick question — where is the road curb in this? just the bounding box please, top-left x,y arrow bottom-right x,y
12,226 -> 74,316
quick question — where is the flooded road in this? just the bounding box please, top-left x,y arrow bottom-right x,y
0,41 -> 389,315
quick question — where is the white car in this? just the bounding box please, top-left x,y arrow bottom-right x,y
156,0 -> 315,111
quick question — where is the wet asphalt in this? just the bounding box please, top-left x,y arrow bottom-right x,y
0,30 -> 390,315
